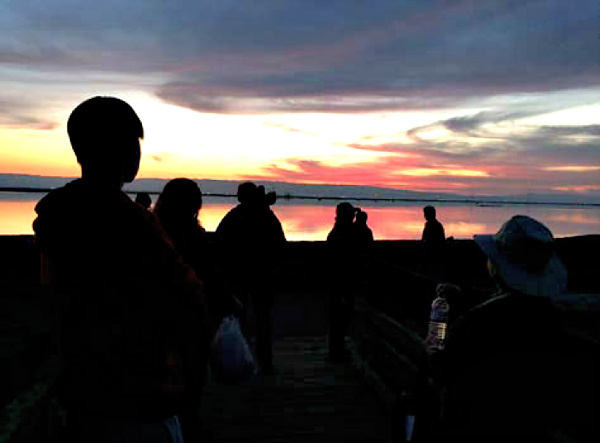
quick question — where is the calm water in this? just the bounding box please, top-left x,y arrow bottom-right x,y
1,192 -> 599,240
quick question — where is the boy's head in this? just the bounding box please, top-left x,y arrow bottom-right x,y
67,96 -> 144,184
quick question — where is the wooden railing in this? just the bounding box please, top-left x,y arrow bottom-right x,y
349,296 -> 426,412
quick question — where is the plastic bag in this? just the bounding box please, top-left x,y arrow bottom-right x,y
209,315 -> 257,383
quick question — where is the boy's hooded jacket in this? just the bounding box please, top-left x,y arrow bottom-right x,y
34,178 -> 210,421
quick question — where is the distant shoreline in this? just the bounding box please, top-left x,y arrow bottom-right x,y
2,186 -> 600,207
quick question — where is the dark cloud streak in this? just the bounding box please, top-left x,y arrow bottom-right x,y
3,1 -> 596,115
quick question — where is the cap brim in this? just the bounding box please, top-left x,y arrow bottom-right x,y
496,254 -> 567,297
474,234 -> 567,297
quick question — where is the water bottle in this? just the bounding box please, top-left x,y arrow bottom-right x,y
426,293 -> 449,353
393,391 -> 416,442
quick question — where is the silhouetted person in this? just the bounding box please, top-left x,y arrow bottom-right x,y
326,202 -> 362,360
155,178 -> 207,276
422,205 -> 445,246
135,191 -> 152,209
215,182 -> 286,373
435,216 -> 600,442
421,205 -> 446,278
33,97 -> 212,442
155,178 -> 236,322
352,209 -> 374,296
354,209 -> 374,245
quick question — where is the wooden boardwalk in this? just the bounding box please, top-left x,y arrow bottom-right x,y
200,336 -> 391,442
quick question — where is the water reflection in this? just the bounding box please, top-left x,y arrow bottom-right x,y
1,199 -> 39,235
1,192 -> 598,240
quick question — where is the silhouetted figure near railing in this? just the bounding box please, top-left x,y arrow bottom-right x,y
135,191 -> 152,210
215,182 -> 286,374
326,202 -> 364,360
33,97 -> 211,442
424,216 -> 600,442
353,208 -> 374,297
420,205 -> 446,278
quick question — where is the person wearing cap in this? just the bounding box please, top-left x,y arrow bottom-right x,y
435,215 -> 600,442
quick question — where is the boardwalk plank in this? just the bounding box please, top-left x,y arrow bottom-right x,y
200,336 -> 390,442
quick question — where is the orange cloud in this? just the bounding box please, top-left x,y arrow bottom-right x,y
544,166 -> 600,172
552,185 -> 600,193
398,168 -> 489,177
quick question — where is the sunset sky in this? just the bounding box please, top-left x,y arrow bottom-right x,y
1,1 -> 599,198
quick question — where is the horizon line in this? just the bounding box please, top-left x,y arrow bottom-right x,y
2,186 -> 599,208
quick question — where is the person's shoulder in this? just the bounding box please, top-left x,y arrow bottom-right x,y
224,204 -> 245,220
34,179 -> 83,212
120,190 -> 156,222
458,293 -> 552,320
215,205 -> 240,230
327,225 -> 341,241
448,293 -> 561,345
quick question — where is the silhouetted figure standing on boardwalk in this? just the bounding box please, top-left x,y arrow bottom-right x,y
155,177 -> 236,326
421,205 -> 446,278
326,202 -> 364,360
215,182 -> 286,374
354,209 -> 374,247
33,97 -> 212,442
353,208 -> 374,297
155,178 -> 208,278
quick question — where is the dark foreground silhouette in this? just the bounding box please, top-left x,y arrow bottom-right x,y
413,216 -> 600,443
33,97 -> 214,442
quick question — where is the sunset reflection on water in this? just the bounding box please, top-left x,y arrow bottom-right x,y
1,192 -> 599,240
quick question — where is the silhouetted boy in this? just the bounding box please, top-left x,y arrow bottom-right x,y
215,182 -> 286,373
33,97 -> 211,442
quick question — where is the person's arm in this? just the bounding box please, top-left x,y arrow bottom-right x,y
136,208 -> 219,338
422,223 -> 429,242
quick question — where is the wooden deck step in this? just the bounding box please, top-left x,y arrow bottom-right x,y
200,336 -> 390,442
